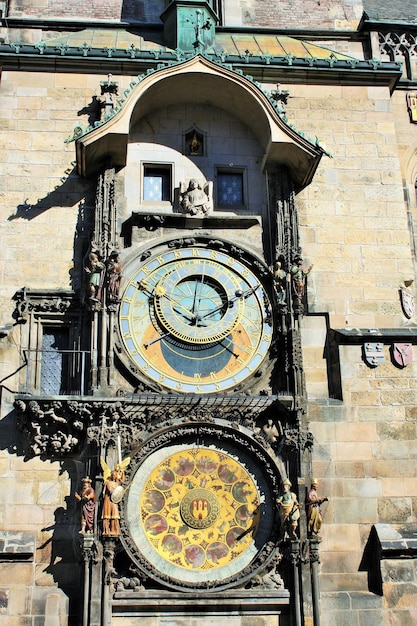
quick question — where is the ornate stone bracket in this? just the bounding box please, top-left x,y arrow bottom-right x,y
282,427 -> 314,455
14,394 -> 294,460
14,398 -> 87,458
14,398 -> 127,458
12,289 -> 77,324
246,552 -> 285,589
308,536 -> 322,565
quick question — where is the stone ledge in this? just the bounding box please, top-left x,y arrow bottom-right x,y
359,524 -> 417,596
112,589 -> 290,617
0,532 -> 35,561
333,328 -> 417,344
373,523 -> 417,556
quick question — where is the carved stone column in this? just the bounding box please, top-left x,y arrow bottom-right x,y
268,165 -> 316,626
309,536 -> 322,626
92,166 -> 117,258
102,537 -> 118,626
86,165 -> 120,391
269,165 -> 301,271
80,535 -> 95,626
289,539 -> 302,626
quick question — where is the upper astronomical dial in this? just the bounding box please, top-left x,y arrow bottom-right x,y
119,245 -> 273,394
153,259 -> 246,344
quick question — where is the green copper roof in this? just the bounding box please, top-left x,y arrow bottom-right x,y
36,29 -> 166,52
212,33 -> 354,60
35,28 -> 355,61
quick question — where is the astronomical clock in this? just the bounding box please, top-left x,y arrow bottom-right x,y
10,16 -> 323,624
122,435 -> 279,591
110,235 -> 286,593
117,237 -> 274,395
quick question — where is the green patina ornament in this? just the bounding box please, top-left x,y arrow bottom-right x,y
161,0 -> 218,52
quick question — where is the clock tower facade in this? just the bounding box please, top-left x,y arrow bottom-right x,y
4,2 -> 415,625
66,53 -> 321,622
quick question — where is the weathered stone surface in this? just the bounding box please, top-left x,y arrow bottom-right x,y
382,582 -> 417,609
358,610 -> 390,626
349,591 -> 384,610
380,560 -> 416,584
378,498 -> 413,523
321,553 -> 363,575
333,497 -> 378,524
0,532 -> 35,555
376,422 -> 416,441
0,564 -> 33,586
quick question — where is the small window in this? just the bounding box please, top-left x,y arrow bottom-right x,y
143,165 -> 172,202
216,170 -> 244,207
184,128 -> 204,157
40,327 -> 69,395
213,0 -> 223,24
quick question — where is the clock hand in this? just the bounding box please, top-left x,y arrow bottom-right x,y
192,267 -> 205,314
143,331 -> 171,348
139,281 -> 198,323
172,306 -> 197,323
152,281 -> 200,320
137,279 -> 155,297
162,295 -> 197,320
218,339 -> 239,358
198,284 -> 260,320
154,289 -> 211,330
138,280 -> 190,314
143,310 -> 207,348
233,283 -> 261,302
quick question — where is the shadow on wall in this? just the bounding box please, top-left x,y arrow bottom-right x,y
6,166 -> 95,293
359,522 -> 417,601
7,167 -> 92,222
0,409 -> 85,624
359,526 -> 383,595
37,496 -> 83,626
121,0 -> 163,23
0,407 -> 31,458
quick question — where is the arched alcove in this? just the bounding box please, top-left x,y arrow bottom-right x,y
76,55 -> 323,191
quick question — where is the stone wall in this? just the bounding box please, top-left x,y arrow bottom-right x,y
0,70 -> 141,327
291,83 -> 412,331
287,81 -> 417,625
228,0 -> 364,29
6,0 -> 364,30
1,16 -> 417,626
0,70 -> 104,623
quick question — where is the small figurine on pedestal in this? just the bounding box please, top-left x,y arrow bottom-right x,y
290,258 -> 313,314
75,477 -> 96,534
105,251 -> 122,304
276,478 -> 300,540
291,258 -> 313,298
306,478 -> 328,537
100,456 -> 130,537
85,252 -> 105,302
273,261 -> 289,310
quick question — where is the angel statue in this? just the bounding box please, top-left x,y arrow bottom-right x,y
100,456 -> 130,536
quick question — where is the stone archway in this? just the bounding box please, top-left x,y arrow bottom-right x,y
76,54 -> 323,190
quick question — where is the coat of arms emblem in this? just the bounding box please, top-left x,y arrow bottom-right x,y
363,342 -> 384,367
392,343 -> 413,368
399,283 -> 415,319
